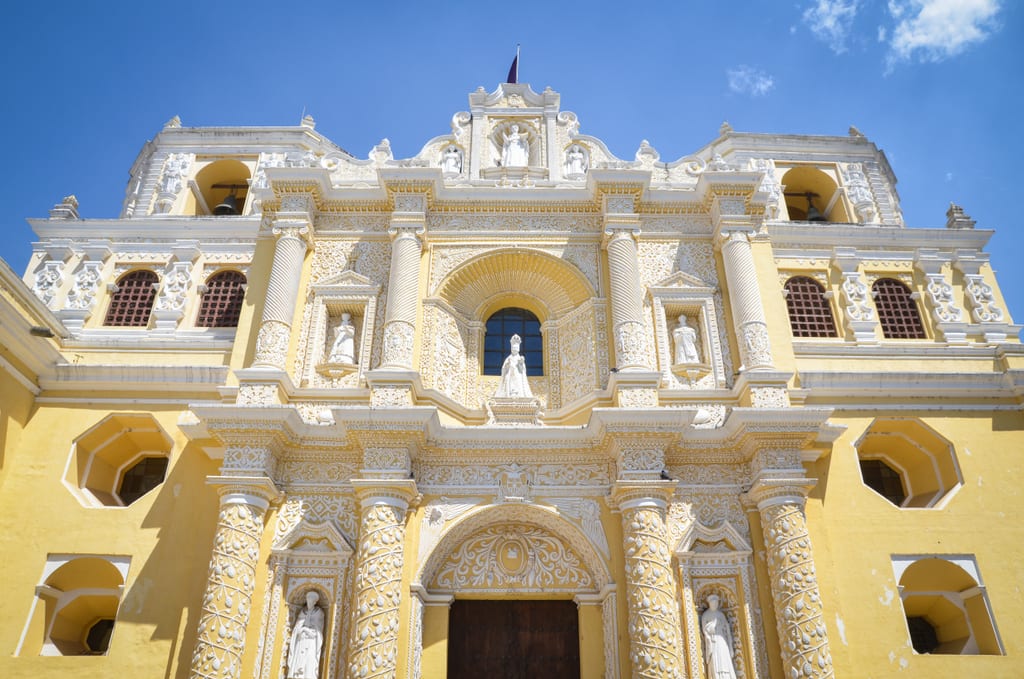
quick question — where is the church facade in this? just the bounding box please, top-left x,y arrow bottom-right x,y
0,83 -> 1021,678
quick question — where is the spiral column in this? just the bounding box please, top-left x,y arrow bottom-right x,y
345,480 -> 418,679
612,482 -> 686,679
746,477 -> 834,679
717,228 -> 773,370
379,223 -> 424,369
251,215 -> 312,370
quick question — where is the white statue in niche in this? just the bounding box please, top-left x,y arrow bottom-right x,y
702,594 -> 738,679
565,144 -> 588,178
441,145 -> 462,176
672,315 -> 701,364
500,124 -> 530,167
494,334 -> 533,398
287,591 -> 324,679
327,313 -> 356,364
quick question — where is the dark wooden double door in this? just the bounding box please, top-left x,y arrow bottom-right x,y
447,599 -> 581,679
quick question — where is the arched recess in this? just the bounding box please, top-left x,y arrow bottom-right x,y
675,521 -> 770,679
17,555 -> 130,656
781,166 -> 851,223
411,503 -> 617,679
424,249 -> 603,414
187,159 -> 252,216
893,555 -> 1003,655
253,517 -> 353,679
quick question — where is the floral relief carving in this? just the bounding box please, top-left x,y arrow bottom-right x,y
64,261 -> 103,310
559,302 -> 599,405
842,162 -> 877,223
155,261 -> 193,312
620,502 -> 685,679
236,384 -> 279,406
33,261 -> 64,308
426,213 -> 602,234
190,501 -> 267,679
422,305 -> 468,405
741,322 -> 772,370
757,501 -> 834,679
381,320 -> 415,368
430,524 -> 593,592
347,504 -> 407,679
254,320 -> 291,368
413,462 -> 609,488
222,446 -> 277,477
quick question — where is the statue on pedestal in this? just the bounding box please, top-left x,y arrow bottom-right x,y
328,313 -> 356,364
287,591 -> 324,679
672,315 -> 701,364
501,124 -> 530,167
565,144 -> 588,178
495,334 -> 532,398
702,594 -> 738,679
441,145 -> 462,176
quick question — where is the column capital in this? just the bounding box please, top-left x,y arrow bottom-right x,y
713,224 -> 755,251
351,478 -> 419,511
271,219 -> 313,247
206,475 -> 283,510
609,480 -> 677,511
387,222 -> 426,242
743,474 -> 815,511
601,221 -> 640,248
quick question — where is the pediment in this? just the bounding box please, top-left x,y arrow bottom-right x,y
675,520 -> 751,554
313,269 -> 375,290
273,517 -> 353,555
650,270 -> 717,292
468,83 -> 559,111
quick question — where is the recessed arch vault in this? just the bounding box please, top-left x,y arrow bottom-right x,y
416,502 -> 611,594
435,248 -> 596,321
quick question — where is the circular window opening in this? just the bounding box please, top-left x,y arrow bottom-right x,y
85,618 -> 115,654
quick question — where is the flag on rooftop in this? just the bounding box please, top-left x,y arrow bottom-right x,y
506,45 -> 520,84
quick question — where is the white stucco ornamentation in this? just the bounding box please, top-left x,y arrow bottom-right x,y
431,524 -> 593,592
155,261 -> 193,312
842,163 -> 877,224
64,261 -> 103,310
155,153 -> 192,214
33,261 -> 64,308
190,492 -> 273,679
963,274 -> 1004,323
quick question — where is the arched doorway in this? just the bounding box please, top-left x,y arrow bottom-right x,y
412,503 -> 617,679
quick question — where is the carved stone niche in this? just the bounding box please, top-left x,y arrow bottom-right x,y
299,269 -> 380,388
254,517 -> 354,679
480,119 -> 549,181
649,272 -> 727,390
676,521 -> 770,679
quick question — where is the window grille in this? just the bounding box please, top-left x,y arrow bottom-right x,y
483,307 -> 542,375
784,276 -> 837,337
873,278 -> 926,339
197,270 -> 246,327
104,270 -> 158,327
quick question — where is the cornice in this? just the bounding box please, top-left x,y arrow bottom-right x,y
30,217 -> 261,242
768,222 -> 993,251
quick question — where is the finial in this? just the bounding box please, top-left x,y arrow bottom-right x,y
849,125 -> 864,138
719,121 -> 733,135
945,202 -> 976,230
49,195 -> 80,220
164,115 -> 181,129
301,114 -> 316,129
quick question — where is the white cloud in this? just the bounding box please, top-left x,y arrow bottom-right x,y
887,0 -> 1002,66
803,0 -> 861,54
877,25 -> 887,42
726,66 -> 775,97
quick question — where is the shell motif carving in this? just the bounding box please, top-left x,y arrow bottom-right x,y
430,524 -> 593,592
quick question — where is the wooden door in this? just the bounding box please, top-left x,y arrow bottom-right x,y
447,599 -> 580,679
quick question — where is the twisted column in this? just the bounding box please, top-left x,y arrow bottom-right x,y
747,479 -> 834,679
189,484 -> 277,679
604,226 -> 650,371
718,229 -> 773,370
380,225 -> 424,369
252,222 -> 310,369
612,483 -> 686,679
346,481 -> 417,679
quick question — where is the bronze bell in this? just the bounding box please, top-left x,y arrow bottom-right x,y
805,193 -> 826,222
213,192 -> 239,216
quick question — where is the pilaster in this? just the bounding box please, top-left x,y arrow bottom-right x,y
914,249 -> 968,344
831,247 -> 879,344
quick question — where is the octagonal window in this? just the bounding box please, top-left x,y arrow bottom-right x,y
855,418 -> 962,508
85,618 -> 115,654
63,413 -> 173,508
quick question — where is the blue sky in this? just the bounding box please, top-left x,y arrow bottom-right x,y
2,1 -> 1020,325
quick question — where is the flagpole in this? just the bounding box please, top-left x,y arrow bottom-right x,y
516,44 -> 521,82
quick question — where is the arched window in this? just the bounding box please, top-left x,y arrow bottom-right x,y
196,270 -> 246,327
784,276 -> 837,338
104,270 -> 158,327
872,278 -> 926,339
483,307 -> 542,375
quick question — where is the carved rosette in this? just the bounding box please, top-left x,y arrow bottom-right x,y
190,490 -> 275,679
612,485 -> 685,679
748,481 -> 834,679
346,482 -> 417,679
